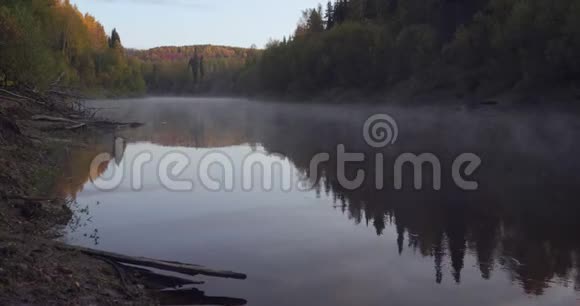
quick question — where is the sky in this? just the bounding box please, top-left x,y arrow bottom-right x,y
70,0 -> 323,50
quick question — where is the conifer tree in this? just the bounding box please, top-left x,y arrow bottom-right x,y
363,0 -> 377,20
189,49 -> 199,84
325,1 -> 335,30
308,6 -> 325,33
333,0 -> 347,24
109,28 -> 121,49
199,55 -> 205,80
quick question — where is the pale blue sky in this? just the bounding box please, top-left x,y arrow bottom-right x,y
70,0 -> 322,49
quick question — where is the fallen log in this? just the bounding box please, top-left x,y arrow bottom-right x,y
89,120 -> 144,128
41,123 -> 87,132
67,114 -> 83,119
123,265 -> 205,290
100,257 -> 136,297
0,88 -> 46,105
59,245 -> 247,280
31,115 -> 78,124
31,115 -> 144,129
64,123 -> 87,130
48,89 -> 85,99
0,88 -> 33,101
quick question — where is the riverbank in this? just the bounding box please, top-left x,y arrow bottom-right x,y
248,82 -> 580,110
0,90 -> 155,305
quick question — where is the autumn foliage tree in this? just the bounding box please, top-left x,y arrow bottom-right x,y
133,45 -> 257,94
0,0 -> 145,95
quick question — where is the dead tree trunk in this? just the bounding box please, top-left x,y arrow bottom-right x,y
58,244 -> 247,280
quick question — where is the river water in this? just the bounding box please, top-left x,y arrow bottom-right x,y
55,97 -> 580,306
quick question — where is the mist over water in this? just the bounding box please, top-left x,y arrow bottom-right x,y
56,97 -> 580,306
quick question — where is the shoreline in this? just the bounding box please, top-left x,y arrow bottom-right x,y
133,83 -> 580,113
2,88 -> 579,304
0,90 -> 249,305
0,91 -> 156,305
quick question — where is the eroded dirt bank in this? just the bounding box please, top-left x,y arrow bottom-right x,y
0,91 -> 155,305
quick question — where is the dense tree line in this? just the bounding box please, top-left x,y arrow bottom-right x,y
244,0 -> 580,97
0,0 -> 146,96
0,1 -> 259,96
130,45 -> 259,94
4,0 -> 578,98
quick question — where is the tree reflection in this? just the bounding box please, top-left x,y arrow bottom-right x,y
55,100 -> 580,295
255,105 -> 580,294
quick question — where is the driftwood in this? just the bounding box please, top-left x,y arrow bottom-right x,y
0,88 -> 33,101
0,84 -> 106,128
100,257 -> 136,297
89,120 -> 144,128
67,114 -> 83,119
123,265 -> 205,290
48,89 -> 85,99
60,245 -> 247,280
0,88 -> 46,105
64,123 -> 87,130
31,115 -> 78,123
31,114 -> 143,129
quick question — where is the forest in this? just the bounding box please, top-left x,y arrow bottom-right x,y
242,0 -> 580,98
1,0 -> 580,99
0,0 -> 146,96
130,45 -> 259,94
0,0 -> 257,97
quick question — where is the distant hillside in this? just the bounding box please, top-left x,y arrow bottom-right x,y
128,45 -> 258,63
127,45 -> 260,94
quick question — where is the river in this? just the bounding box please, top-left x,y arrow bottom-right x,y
55,97 -> 580,306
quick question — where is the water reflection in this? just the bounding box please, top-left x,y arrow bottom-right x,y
56,98 -> 580,304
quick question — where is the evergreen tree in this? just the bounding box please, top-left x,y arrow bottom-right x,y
189,49 -> 199,84
199,55 -> 205,80
334,0 -> 347,24
308,6 -> 325,33
325,1 -> 335,30
109,28 -> 121,49
363,0 -> 377,20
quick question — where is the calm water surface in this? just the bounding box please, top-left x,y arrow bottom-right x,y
56,97 -> 580,306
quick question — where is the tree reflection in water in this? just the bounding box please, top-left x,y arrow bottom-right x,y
55,98 -> 580,296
